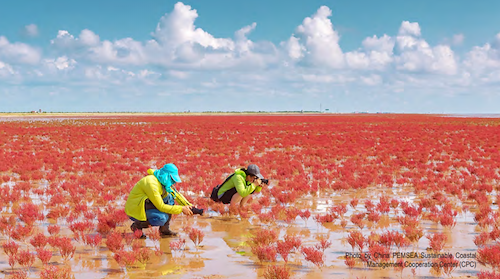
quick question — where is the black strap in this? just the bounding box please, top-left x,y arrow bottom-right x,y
219,173 -> 235,188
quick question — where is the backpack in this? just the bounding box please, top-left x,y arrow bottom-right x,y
210,173 -> 235,202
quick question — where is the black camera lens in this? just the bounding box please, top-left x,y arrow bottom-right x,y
192,208 -> 204,215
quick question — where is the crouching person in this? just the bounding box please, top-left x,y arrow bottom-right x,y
125,163 -> 193,238
211,164 -> 268,208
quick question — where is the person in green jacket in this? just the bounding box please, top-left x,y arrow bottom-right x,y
215,164 -> 268,207
125,163 -> 194,238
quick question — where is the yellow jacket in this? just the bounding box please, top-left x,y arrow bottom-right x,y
125,169 -> 191,221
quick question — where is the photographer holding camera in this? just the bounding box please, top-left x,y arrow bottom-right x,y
125,163 -> 203,238
210,164 -> 269,208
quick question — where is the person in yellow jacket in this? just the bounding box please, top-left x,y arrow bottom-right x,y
213,164 -> 268,207
125,163 -> 194,238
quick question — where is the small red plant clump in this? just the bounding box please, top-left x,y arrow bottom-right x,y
276,240 -> 293,263
36,248 -> 52,265
478,270 -> 500,279
439,214 -> 457,228
477,242 -> 500,269
350,198 -> 359,209
367,212 -> 381,223
284,234 -> 302,251
188,227 -> 205,248
298,209 -> 311,225
249,228 -> 279,246
10,225 -> 34,241
30,233 -> 48,249
84,233 -> 102,248
16,249 -> 35,269
350,213 -> 365,229
377,196 -> 391,214
345,255 -> 356,269
314,213 -> 336,224
301,246 -> 324,268
314,235 -> 332,252
403,226 -> 424,243
427,232 -> 448,252
105,231 -> 124,253
2,240 -> 19,256
475,232 -> 491,247
368,243 -> 390,262
40,265 -> 73,279
432,255 -> 459,277
16,203 -> 44,226
252,245 -> 277,263
134,246 -> 152,265
113,250 -> 137,267
56,237 -> 76,260
169,238 -> 186,253
47,225 -> 60,235
263,265 -> 291,279
347,230 -> 365,252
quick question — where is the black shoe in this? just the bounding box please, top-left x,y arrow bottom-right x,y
160,228 -> 178,238
131,223 -> 147,239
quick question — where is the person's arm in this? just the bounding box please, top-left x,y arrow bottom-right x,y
233,175 -> 256,198
251,178 -> 263,193
143,183 -> 183,214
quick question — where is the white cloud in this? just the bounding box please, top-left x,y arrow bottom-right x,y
362,34 -> 394,53
290,6 -> 344,68
345,35 -> 395,70
43,56 -> 77,71
169,70 -> 189,79
79,29 -> 100,46
399,21 -> 421,37
0,60 -> 15,77
464,33 -> 500,75
394,21 -> 457,75
88,38 -> 147,65
283,36 -> 305,61
0,36 -> 41,64
25,24 -> 39,37
360,74 -> 382,86
51,29 -> 100,49
5,1 -> 500,109
151,2 -> 234,50
452,34 -> 465,45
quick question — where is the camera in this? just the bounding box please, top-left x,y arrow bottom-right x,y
261,179 -> 269,185
191,207 -> 204,215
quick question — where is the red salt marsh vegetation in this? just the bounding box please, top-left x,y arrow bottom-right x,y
0,113 -> 499,278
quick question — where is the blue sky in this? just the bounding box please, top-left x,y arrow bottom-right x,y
1,0 -> 500,113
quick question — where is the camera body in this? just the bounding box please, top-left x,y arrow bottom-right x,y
261,179 -> 269,185
191,207 -> 204,215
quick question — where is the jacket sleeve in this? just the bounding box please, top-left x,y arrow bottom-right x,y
253,185 -> 263,193
172,187 -> 193,206
143,182 -> 183,214
233,175 -> 256,198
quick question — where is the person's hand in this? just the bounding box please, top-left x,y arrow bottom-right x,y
182,206 -> 193,216
254,178 -> 262,186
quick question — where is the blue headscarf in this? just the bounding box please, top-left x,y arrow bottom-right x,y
153,163 -> 182,193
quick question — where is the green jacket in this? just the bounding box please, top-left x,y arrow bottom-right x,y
217,169 -> 262,198
124,169 -> 191,221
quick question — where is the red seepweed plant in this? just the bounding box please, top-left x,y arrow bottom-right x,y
427,232 -> 447,252
105,230 -> 124,253
477,242 -> 500,269
188,227 -> 205,248
301,246 -> 324,268
2,114 -> 500,278
2,240 -> 19,257
35,248 -> 52,265
263,265 -> 291,279
169,238 -> 186,255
